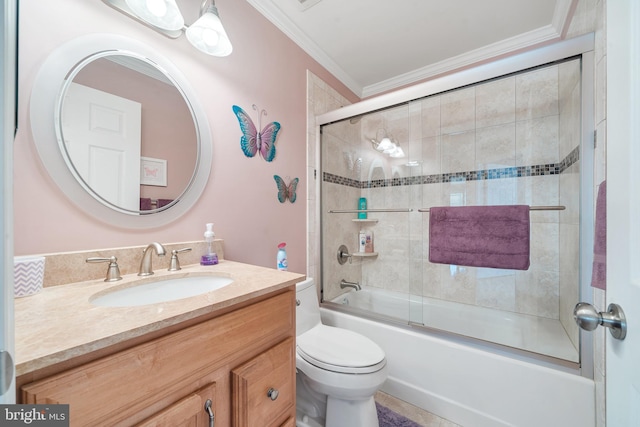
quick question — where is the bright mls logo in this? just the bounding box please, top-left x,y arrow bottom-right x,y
1,405 -> 69,426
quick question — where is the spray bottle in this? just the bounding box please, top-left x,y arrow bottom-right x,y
200,223 -> 219,265
277,243 -> 288,271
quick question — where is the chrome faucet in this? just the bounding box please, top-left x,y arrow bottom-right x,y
138,242 -> 167,276
340,279 -> 361,291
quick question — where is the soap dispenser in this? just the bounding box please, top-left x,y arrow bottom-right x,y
200,223 -> 219,265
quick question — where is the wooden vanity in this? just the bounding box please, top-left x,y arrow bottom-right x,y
15,260 -> 304,426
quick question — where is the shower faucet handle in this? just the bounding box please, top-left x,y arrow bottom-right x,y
337,244 -> 352,265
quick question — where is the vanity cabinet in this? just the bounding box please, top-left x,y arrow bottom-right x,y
20,288 -> 295,426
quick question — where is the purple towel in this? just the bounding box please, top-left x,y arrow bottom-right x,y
140,198 -> 152,210
591,181 -> 606,290
429,205 -> 530,270
157,199 -> 173,208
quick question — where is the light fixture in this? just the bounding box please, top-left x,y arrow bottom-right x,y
186,2 -> 233,56
124,0 -> 184,31
103,0 -> 233,57
389,145 -> 405,158
371,130 -> 405,159
376,137 -> 395,152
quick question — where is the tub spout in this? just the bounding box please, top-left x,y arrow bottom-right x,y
340,279 -> 361,291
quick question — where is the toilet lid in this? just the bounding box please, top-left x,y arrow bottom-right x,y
297,325 -> 386,374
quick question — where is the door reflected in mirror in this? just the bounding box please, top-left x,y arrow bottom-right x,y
59,54 -> 198,214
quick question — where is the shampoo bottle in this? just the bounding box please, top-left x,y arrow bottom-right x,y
364,229 -> 374,253
200,223 -> 219,265
358,197 -> 367,219
277,243 -> 288,271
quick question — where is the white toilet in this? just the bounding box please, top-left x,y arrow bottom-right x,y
295,278 -> 388,427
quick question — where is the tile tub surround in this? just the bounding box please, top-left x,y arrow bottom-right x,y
33,240 -> 225,287
321,60 -> 582,332
14,259 -> 304,377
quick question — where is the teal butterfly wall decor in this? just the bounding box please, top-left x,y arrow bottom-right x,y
232,104 -> 281,162
274,175 -> 299,203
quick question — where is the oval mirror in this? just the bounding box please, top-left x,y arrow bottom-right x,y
30,34 -> 212,228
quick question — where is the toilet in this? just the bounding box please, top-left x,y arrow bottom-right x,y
295,278 -> 388,427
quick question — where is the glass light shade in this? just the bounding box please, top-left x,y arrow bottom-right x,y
376,137 -> 394,152
125,0 -> 184,31
389,146 -> 405,158
383,141 -> 398,154
186,5 -> 233,57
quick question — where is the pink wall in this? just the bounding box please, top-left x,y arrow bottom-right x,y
14,0 -> 358,274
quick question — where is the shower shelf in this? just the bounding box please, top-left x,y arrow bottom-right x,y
352,252 -> 378,258
352,219 -> 378,224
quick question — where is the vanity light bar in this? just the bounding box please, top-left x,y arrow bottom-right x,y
102,0 -> 233,56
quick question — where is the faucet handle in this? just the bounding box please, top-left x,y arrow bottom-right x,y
168,248 -> 192,271
86,256 -> 123,282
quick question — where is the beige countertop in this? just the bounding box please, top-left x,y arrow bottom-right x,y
14,260 -> 304,377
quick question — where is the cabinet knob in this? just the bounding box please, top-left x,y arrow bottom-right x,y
267,387 -> 279,401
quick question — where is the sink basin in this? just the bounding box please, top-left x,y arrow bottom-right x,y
90,275 -> 234,307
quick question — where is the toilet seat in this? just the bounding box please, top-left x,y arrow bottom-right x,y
297,325 -> 386,374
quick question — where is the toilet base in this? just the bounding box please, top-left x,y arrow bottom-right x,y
295,408 -> 324,427
297,373 -> 381,427
326,395 -> 379,427
296,398 -> 380,427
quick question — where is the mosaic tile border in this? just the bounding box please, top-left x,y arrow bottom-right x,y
324,146 -> 579,189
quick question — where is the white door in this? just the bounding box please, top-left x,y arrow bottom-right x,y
606,0 -> 640,424
0,0 -> 16,404
61,82 -> 142,210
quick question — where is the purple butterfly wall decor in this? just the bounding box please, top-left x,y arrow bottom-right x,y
274,175 -> 299,203
233,104 -> 281,162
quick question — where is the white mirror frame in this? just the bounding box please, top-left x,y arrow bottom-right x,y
30,33 -> 212,229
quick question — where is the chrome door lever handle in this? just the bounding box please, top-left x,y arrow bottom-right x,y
573,302 -> 627,340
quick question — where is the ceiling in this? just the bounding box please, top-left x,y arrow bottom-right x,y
247,0 -> 577,98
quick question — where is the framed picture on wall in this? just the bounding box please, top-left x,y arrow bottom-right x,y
140,156 -> 167,187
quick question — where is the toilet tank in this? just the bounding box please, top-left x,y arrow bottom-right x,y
296,278 -> 321,336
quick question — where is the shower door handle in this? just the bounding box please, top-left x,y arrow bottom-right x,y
573,302 -> 627,340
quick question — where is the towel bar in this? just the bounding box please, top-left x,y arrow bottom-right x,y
328,208 -> 413,213
417,205 -> 565,212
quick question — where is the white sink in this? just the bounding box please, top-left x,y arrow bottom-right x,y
90,275 -> 234,307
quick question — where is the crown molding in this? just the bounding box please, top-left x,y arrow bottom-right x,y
552,0 -> 578,37
248,0 -> 577,98
246,0 -> 363,96
363,0 -> 577,97
361,24 -> 562,98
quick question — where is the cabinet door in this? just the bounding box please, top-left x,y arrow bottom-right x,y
136,382 -> 216,427
232,337 -> 295,427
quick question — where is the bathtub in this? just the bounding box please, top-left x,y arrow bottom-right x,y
331,287 -> 579,362
321,288 -> 595,427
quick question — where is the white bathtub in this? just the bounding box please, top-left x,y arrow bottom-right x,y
322,288 -> 595,427
332,287 -> 579,362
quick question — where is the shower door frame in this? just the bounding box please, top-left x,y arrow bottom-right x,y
317,33 -> 596,378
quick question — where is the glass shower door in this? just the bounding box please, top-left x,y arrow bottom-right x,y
320,56 -> 587,364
